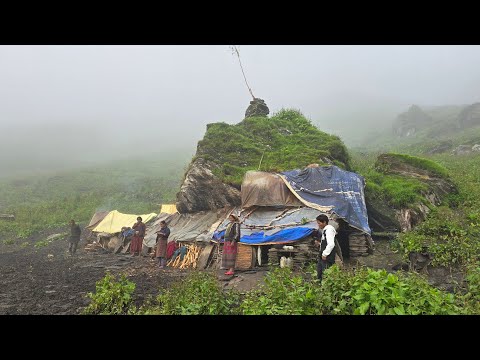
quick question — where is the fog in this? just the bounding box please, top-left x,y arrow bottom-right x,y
1,45 -> 480,177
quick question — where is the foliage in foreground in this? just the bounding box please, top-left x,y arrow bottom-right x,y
83,272 -> 137,315
94,265 -> 480,315
241,266 -> 321,315
138,271 -> 240,315
319,266 -> 462,315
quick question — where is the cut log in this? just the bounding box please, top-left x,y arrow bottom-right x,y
0,214 -> 15,220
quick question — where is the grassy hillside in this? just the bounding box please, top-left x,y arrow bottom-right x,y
352,149 -> 480,268
0,154 -> 189,241
196,109 -> 351,186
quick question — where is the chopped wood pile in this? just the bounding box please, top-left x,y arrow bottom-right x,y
167,244 -> 202,269
267,239 -> 318,269
349,232 -> 371,257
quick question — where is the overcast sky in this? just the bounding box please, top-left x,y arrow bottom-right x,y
1,45 -> 480,175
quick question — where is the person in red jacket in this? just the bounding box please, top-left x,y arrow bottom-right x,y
130,217 -> 146,256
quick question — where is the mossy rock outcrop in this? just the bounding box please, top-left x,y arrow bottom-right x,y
176,109 -> 351,213
366,153 -> 457,232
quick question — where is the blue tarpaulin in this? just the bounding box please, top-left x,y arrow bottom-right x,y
212,227 -> 315,245
280,166 -> 371,234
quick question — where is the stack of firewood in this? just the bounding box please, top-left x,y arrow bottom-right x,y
349,232 -> 369,256
167,244 -> 202,269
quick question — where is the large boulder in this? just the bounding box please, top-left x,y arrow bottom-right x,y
175,157 -> 241,213
368,154 -> 457,232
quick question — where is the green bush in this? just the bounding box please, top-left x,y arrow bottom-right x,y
83,272 -> 137,315
319,266 -> 461,315
241,267 -> 321,315
397,207 -> 480,267
146,271 -> 239,315
2,239 -> 15,245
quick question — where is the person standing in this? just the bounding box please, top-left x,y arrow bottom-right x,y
221,214 -> 241,276
131,216 -> 146,256
314,214 -> 336,282
155,220 -> 171,269
68,219 -> 81,255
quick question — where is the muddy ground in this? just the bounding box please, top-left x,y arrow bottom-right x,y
0,231 -> 465,315
0,229 -> 270,315
0,230 -> 192,314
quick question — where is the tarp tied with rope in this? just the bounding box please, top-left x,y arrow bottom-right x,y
279,166 -> 371,235
212,207 -> 337,245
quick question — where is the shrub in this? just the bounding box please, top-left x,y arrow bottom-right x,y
83,272 -> 136,315
241,267 -> 321,315
151,271 -> 239,315
319,266 -> 461,315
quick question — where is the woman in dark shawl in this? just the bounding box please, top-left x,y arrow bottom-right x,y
222,214 -> 240,275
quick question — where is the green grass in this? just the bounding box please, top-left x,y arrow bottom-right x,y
390,153 -> 480,267
196,109 -> 351,186
0,155 -> 188,240
352,152 -> 430,208
379,153 -> 450,178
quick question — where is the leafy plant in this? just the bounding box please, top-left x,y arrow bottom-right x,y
319,266 -> 461,315
241,266 -> 321,315
142,271 -> 240,315
83,272 -> 137,315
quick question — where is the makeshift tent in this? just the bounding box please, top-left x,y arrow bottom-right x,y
85,211 -> 110,230
143,208 -> 231,248
159,204 -> 177,214
241,171 -> 303,208
212,206 -> 338,245
280,166 -> 371,234
91,210 -> 157,234
213,166 -> 371,248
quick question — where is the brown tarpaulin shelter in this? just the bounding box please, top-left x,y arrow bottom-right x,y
241,171 -> 303,208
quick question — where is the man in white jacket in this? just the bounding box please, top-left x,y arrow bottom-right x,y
314,214 -> 336,282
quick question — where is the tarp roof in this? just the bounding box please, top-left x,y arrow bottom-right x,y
85,211 -> 110,230
143,207 -> 232,247
212,206 -> 339,245
241,171 -> 303,208
91,210 -> 157,234
280,166 -> 371,234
